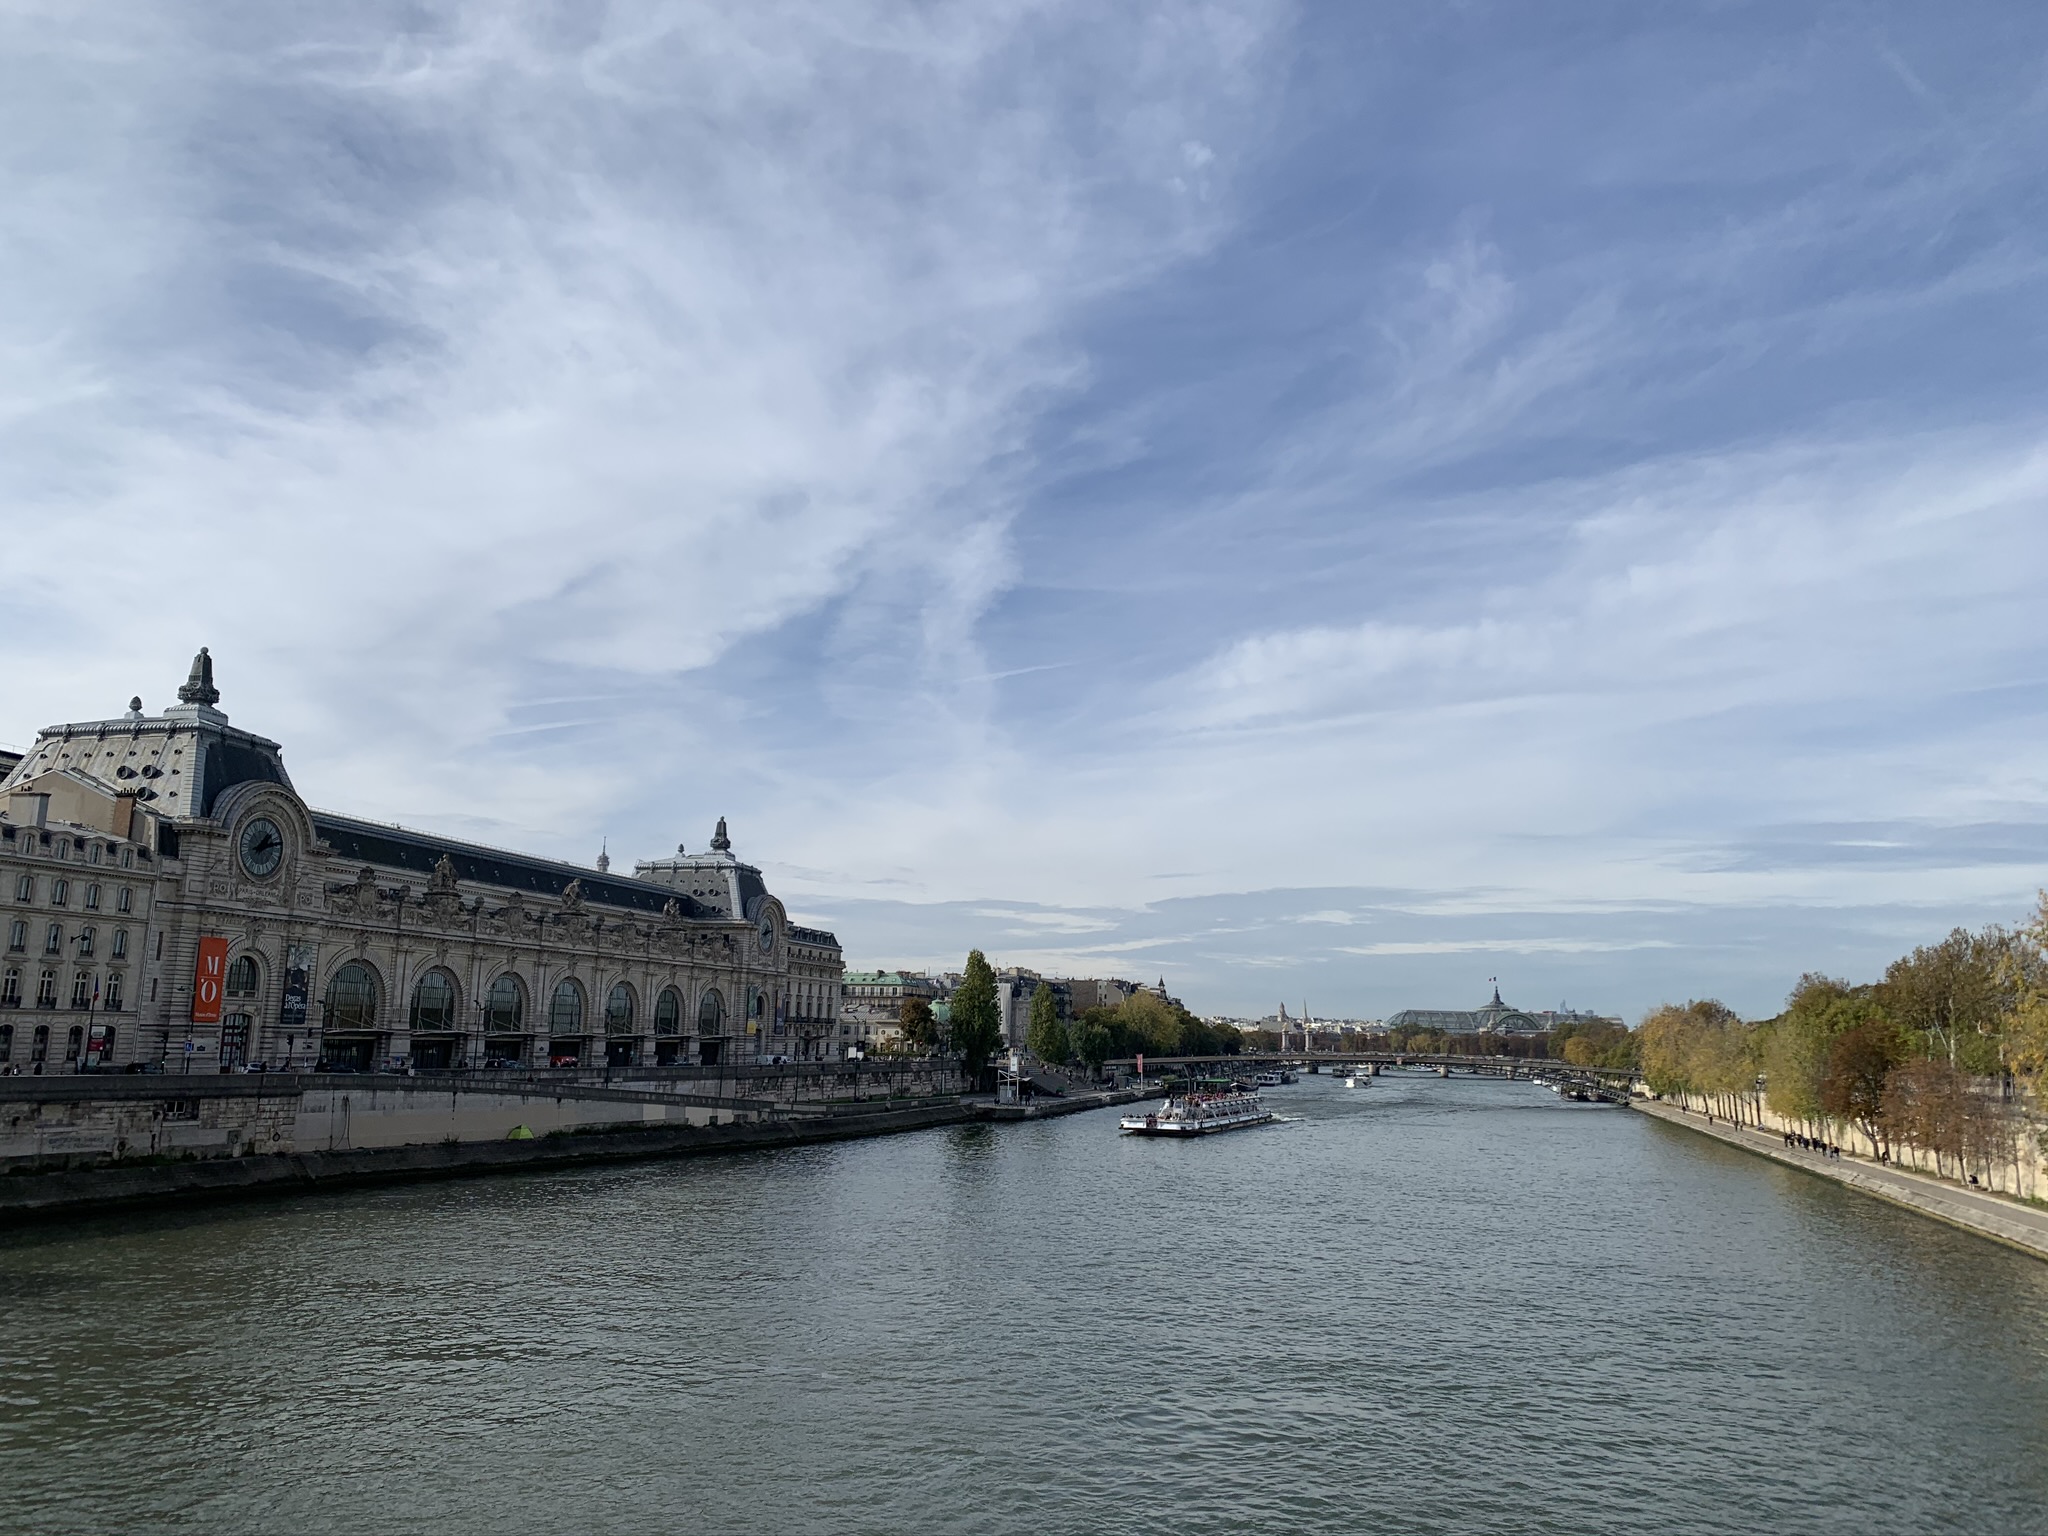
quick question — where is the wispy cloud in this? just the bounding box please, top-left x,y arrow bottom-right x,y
7,3 -> 2047,1021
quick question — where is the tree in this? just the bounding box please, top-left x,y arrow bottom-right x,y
899,995 -> 940,1054
1115,991 -> 1182,1055
1819,1021 -> 1903,1151
1024,984 -> 1068,1064
1074,1017 -> 1112,1075
2000,894 -> 2048,1082
1880,927 -> 2017,1072
951,950 -> 1004,1087
1760,974 -> 1884,1126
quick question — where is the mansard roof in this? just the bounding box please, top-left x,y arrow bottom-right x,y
310,811 -> 717,921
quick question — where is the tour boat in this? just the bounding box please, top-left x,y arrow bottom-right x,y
1120,1084 -> 1273,1137
1252,1068 -> 1298,1088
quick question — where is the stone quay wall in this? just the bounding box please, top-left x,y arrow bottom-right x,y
0,1074 -> 761,1172
1644,1085 -> 2048,1202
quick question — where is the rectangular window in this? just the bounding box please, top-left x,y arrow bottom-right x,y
85,884 -> 100,910
112,929 -> 127,959
149,977 -> 158,1003
37,970 -> 56,1007
54,839 -> 68,860
44,923 -> 61,956
1,970 -> 17,1008
117,887 -> 132,913
120,848 -> 132,869
88,843 -> 101,866
77,927 -> 94,958
0,1021 -> 10,1057
7,920 -> 23,953
70,972 -> 91,1010
105,975 -> 123,1011
13,875 -> 30,902
154,931 -> 163,961
50,879 -> 67,907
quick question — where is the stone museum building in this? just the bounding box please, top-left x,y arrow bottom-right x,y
0,651 -> 843,1074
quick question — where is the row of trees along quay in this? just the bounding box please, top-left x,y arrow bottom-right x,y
1638,896 -> 2048,1199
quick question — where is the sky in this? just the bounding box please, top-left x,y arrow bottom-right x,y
4,2 -> 2048,1021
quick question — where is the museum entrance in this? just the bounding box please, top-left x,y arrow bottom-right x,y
410,1036 -> 457,1070
318,1036 -> 375,1071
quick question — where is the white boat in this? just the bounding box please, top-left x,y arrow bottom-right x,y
1343,1069 -> 1371,1088
1252,1068 -> 1298,1088
1120,1084 -> 1273,1137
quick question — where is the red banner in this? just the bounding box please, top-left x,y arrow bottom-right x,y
191,936 -> 229,1024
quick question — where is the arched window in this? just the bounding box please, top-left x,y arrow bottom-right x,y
325,962 -> 379,1030
604,983 -> 634,1035
698,988 -> 724,1032
411,969 -> 459,1031
226,955 -> 259,997
550,978 -> 584,1033
485,974 -> 524,1031
653,988 -> 681,1036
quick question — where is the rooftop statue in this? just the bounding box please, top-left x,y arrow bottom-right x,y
177,647 -> 220,707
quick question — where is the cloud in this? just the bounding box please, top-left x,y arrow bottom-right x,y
1335,940 -> 1678,957
0,0 -> 1286,828
8,3 -> 2048,1023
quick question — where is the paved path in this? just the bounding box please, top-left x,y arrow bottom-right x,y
1632,1097 -> 2048,1261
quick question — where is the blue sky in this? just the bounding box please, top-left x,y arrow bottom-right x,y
5,2 -> 2048,1020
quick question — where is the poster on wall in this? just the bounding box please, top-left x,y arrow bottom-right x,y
279,944 -> 314,1030
191,936 -> 229,1024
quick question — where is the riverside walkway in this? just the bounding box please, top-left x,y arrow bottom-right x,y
1633,1096 -> 2048,1262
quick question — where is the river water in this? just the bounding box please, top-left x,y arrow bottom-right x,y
3,1073 -> 2046,1535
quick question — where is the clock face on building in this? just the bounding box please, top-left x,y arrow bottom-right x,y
758,916 -> 775,954
239,816 -> 285,878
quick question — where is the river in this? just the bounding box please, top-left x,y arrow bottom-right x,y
3,1072 -> 2046,1534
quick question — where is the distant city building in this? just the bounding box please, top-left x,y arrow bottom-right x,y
1385,985 -> 1546,1036
0,651 -> 842,1074
994,968 -> 1043,1050
839,970 -> 937,1053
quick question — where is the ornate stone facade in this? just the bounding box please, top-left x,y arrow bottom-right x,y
0,653 -> 842,1074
